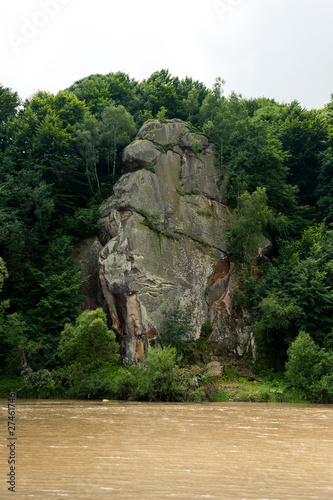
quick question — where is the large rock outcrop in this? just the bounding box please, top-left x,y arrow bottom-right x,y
98,119 -> 252,363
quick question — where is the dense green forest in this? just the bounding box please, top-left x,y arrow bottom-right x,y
1,70 -> 333,402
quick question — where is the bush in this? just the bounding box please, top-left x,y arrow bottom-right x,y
20,364 -> 59,398
285,330 -> 333,402
158,301 -> 195,355
109,366 -> 141,400
135,347 -> 185,401
58,308 -> 119,373
59,366 -> 112,399
285,331 -> 324,387
310,374 -> 333,403
108,347 -> 185,402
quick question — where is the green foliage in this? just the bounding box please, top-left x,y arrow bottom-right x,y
59,366 -> 113,399
0,376 -> 22,398
135,347 -> 185,401
0,84 -> 20,124
285,331 -> 323,388
316,148 -> 333,222
253,292 -> 303,369
225,187 -> 281,262
249,223 -> 333,370
99,104 -> 136,177
58,308 -> 119,373
109,348 -> 212,402
0,257 -> 8,293
197,209 -> 212,217
285,331 -> 333,403
176,188 -> 200,196
191,138 -> 203,155
158,301 -> 195,355
109,366 -> 141,400
0,258 -> 35,374
134,208 -> 163,235
274,103 -> 327,206
2,69 -> 333,385
157,106 -> 168,123
76,113 -> 101,194
21,364 -> 57,398
63,204 -> 100,241
24,235 -> 85,346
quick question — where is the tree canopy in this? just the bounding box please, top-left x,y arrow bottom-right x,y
1,69 -> 333,381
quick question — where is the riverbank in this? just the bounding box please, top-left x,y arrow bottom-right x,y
0,371 -> 308,404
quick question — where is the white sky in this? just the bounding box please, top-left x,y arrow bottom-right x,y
1,0 -> 333,109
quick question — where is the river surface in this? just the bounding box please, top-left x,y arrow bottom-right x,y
1,400 -> 333,499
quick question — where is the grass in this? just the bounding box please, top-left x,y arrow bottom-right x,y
197,209 -> 212,218
0,369 -> 311,404
176,188 -> 200,196
210,377 -> 307,403
134,208 -> 178,240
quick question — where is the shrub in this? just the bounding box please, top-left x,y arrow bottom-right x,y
20,364 -> 59,398
109,366 -> 141,400
158,301 -> 195,355
310,374 -> 333,403
59,367 -> 112,399
285,331 -> 324,388
285,330 -> 333,402
58,308 -> 119,373
135,347 -> 185,401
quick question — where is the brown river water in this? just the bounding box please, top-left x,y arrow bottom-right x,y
1,400 -> 333,499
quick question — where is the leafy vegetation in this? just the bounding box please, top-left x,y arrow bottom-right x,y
1,71 -> 333,402
158,301 -> 196,355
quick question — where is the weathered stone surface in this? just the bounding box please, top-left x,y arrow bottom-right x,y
136,118 -> 189,144
98,119 -> 252,363
122,140 -> 160,173
179,132 -> 209,151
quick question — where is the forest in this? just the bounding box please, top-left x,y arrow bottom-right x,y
1,69 -> 333,402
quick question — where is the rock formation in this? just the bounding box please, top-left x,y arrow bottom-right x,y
97,119 -> 253,364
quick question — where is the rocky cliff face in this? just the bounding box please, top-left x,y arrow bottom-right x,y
97,119 -> 252,364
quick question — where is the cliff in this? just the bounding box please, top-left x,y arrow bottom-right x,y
97,119 -> 253,363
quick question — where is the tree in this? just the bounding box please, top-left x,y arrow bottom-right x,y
135,347 -> 184,401
76,113 -> 100,194
0,258 -> 30,374
285,331 -> 333,402
251,223 -> 333,368
225,187 -> 282,262
274,102 -> 327,207
253,292 -> 303,369
225,117 -> 296,213
0,257 -> 8,294
158,301 -> 195,355
25,235 -> 85,342
0,84 -> 20,124
316,148 -> 333,221
58,308 -> 119,373
183,87 -> 200,122
99,104 -> 135,177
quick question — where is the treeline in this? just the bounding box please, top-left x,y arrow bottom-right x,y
1,70 -> 333,398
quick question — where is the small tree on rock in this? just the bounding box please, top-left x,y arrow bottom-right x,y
158,301 -> 195,355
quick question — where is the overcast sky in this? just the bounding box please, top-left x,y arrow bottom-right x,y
1,0 -> 333,109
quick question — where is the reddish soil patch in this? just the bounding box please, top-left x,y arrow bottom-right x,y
208,259 -> 230,286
